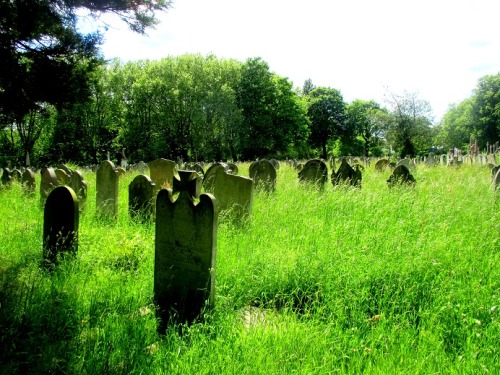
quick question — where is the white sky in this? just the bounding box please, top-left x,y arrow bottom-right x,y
78,0 -> 500,123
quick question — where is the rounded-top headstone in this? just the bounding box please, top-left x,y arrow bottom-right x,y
298,159 -> 328,186
249,159 -> 277,192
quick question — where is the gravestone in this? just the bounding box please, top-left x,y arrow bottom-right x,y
226,162 -> 239,175
155,171 -> 217,330
129,174 -> 156,222
58,164 -> 73,177
131,161 -> 149,174
69,170 -> 88,208
54,168 -> 71,185
491,165 -> 500,179
116,167 -> 126,177
96,160 -> 119,219
1,168 -> 12,186
331,159 -> 362,187
249,159 -> 277,192
43,186 -> 79,267
11,169 -> 22,181
148,158 -> 177,190
374,159 -> 390,172
40,167 -> 59,203
214,168 -> 254,220
203,162 -> 229,193
21,168 -> 36,195
269,159 -> 280,170
387,165 -> 416,187
396,158 -> 415,171
185,162 -> 205,177
495,168 -> 500,191
298,159 -> 328,187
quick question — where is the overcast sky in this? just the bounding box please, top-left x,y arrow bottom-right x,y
78,0 -> 500,123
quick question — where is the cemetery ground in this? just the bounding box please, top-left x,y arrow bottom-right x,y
0,162 -> 499,374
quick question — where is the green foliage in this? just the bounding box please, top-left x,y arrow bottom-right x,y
473,73 -> 500,148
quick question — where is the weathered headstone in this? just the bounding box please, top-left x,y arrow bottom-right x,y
226,162 -> 239,175
387,165 -> 416,187
129,174 -> 156,222
298,159 -> 328,187
494,168 -> 500,191
131,161 -> 149,174
269,159 -> 280,170
54,168 -> 71,185
58,164 -> 73,178
331,159 -> 362,187
21,168 -> 36,195
214,168 -> 254,220
148,158 -> 177,190
40,167 -> 59,203
1,168 -> 12,186
203,162 -> 229,193
96,160 -> 119,219
374,159 -> 390,172
43,186 -> 79,267
185,162 -> 205,177
396,158 -> 415,171
69,170 -> 88,208
249,159 -> 277,192
11,168 -> 22,181
154,171 -> 217,330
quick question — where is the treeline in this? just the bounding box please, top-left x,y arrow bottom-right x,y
1,54 -> 498,166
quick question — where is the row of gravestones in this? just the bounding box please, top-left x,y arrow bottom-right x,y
42,170 -> 217,332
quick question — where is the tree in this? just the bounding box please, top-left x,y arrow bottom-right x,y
472,73 -> 500,149
435,99 -> 474,151
306,87 -> 347,159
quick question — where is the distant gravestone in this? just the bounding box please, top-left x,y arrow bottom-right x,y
40,168 -> 59,203
331,159 -> 362,187
1,168 -> 12,186
374,159 -> 390,172
226,162 -> 239,175
249,159 -> 277,192
43,186 -> 79,267
269,159 -> 280,170
203,163 -> 229,193
129,174 -> 156,222
298,159 -> 328,187
11,169 -> 22,181
185,162 -> 205,177
96,160 -> 119,219
214,168 -> 254,220
387,165 -> 416,187
54,168 -> 71,185
132,161 -> 149,174
21,168 -> 36,195
396,158 -> 415,171
154,171 -> 217,330
148,158 -> 177,190
69,170 -> 88,208
58,164 -> 73,177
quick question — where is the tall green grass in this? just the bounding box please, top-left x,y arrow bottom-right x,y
0,162 -> 498,374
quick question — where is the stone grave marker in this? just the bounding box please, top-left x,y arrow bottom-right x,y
96,160 -> 119,219
495,168 -> 500,191
387,165 -> 416,187
214,168 -> 254,220
331,159 -> 362,187
298,159 -> 328,187
69,170 -> 88,208
11,168 -> 22,181
54,168 -> 71,185
396,158 -> 415,171
249,159 -> 277,192
203,162 -> 229,193
491,165 -> 500,179
269,159 -> 280,170
40,167 -> 59,203
58,164 -> 73,177
374,159 -> 390,172
226,162 -> 239,175
129,174 -> 156,222
21,168 -> 36,195
185,162 -> 205,177
154,170 -> 217,330
148,158 -> 177,190
43,186 -> 79,267
1,168 -> 12,186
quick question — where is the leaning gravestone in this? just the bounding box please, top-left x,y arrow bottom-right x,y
154,171 -> 217,331
69,170 -> 88,208
298,159 -> 328,187
203,162 -> 229,193
331,158 -> 362,187
214,168 -> 254,220
54,168 -> 71,185
40,167 -> 59,203
129,174 -> 156,222
96,160 -> 119,219
21,168 -> 36,195
249,159 -> 277,192
43,186 -> 79,267
374,159 -> 390,172
387,165 -> 416,187
148,158 -> 177,190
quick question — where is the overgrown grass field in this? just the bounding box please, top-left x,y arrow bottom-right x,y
0,162 -> 498,374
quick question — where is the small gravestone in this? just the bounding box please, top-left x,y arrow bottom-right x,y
249,159 -> 277,192
43,186 -> 79,267
154,171 -> 217,330
269,159 -> 280,170
214,168 -> 254,220
396,158 -> 415,171
226,162 -> 239,175
375,159 -> 390,172
148,158 -> 177,190
491,165 -> 500,179
40,168 -> 59,203
21,168 -> 36,195
331,159 -> 362,187
58,164 -> 73,177
387,165 -> 416,187
1,168 -> 12,186
11,168 -> 22,181
298,159 -> 328,187
69,170 -> 88,208
203,163 -> 229,193
54,168 -> 71,185
129,174 -> 156,222
96,160 -> 119,219
134,161 -> 149,173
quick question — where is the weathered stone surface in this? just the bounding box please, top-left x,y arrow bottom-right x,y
1,168 -> 12,186
11,169 -> 21,181
203,163 -> 229,193
331,159 -> 362,187
387,165 -> 416,187
374,159 -> 390,172
495,168 -> 500,191
69,170 -> 88,208
129,174 -> 156,222
40,167 -> 59,203
185,163 -> 205,177
131,161 -> 149,173
21,168 -> 36,195
58,164 -> 73,177
491,165 -> 500,179
298,159 -> 328,187
54,168 -> 71,185
116,167 -> 126,177
96,160 -> 119,219
148,158 -> 177,190
154,171 -> 217,330
226,162 -> 239,175
269,159 -> 280,170
43,186 -> 79,267
214,168 -> 253,220
249,159 -> 277,192
396,158 -> 415,171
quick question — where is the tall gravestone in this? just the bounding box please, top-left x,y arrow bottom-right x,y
154,171 -> 217,331
387,165 -> 416,187
69,170 -> 88,208
21,168 -> 36,195
129,174 -> 156,222
96,160 -> 119,219
148,158 -> 177,190
298,159 -> 328,187
203,162 -> 229,193
43,186 -> 79,267
331,159 -> 362,187
214,168 -> 254,220
249,159 -> 277,192
40,167 -> 59,204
